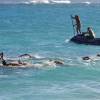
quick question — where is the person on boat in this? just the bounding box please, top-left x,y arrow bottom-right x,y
83,27 -> 95,39
87,27 -> 95,39
71,15 -> 81,34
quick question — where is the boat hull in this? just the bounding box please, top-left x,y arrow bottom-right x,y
70,35 -> 100,45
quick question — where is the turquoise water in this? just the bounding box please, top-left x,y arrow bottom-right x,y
0,4 -> 100,100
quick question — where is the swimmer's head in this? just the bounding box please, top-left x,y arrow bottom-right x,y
97,54 -> 100,57
54,60 -> 64,65
82,56 -> 90,60
75,15 -> 79,19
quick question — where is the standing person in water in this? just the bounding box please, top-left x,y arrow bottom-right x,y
71,15 -> 81,34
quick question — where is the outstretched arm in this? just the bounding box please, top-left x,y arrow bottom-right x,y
18,54 -> 32,58
71,15 -> 75,19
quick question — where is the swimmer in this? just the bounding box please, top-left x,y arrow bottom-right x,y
18,54 -> 33,58
82,56 -> 91,60
2,59 -> 27,66
96,54 -> 100,57
48,59 -> 64,65
54,60 -> 64,65
0,52 -> 64,68
0,52 -> 29,67
0,52 -> 3,60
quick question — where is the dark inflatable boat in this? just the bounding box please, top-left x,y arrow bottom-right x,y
70,34 -> 100,45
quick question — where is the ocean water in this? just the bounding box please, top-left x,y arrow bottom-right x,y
0,3 -> 100,100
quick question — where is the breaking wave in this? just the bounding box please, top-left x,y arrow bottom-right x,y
82,1 -> 91,5
50,0 -> 71,4
22,0 -> 71,4
0,0 -> 71,4
0,0 -> 95,5
24,0 -> 50,4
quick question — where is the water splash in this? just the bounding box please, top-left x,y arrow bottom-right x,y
65,39 -> 70,43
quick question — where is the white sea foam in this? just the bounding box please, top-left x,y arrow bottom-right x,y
65,39 -> 70,43
32,54 -> 45,59
0,0 -> 72,4
29,0 -> 50,4
82,1 -> 91,5
50,0 -> 71,4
